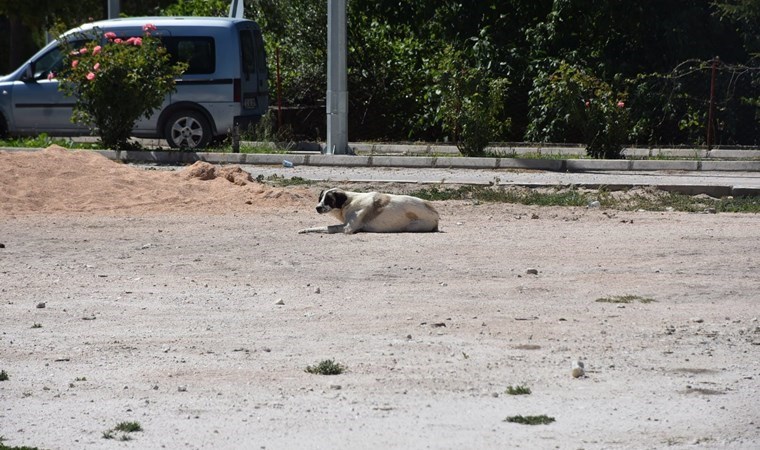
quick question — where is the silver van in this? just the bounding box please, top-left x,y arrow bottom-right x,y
0,16 -> 269,148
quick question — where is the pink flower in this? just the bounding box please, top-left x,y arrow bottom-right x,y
585,100 -> 590,108
104,31 -> 117,40
47,72 -> 55,80
79,47 -> 88,54
93,45 -> 102,55
114,38 -> 122,44
93,63 -> 100,71
142,23 -> 157,32
125,37 -> 136,45
617,101 -> 625,108
86,72 -> 96,81
71,60 -> 79,68
133,37 -> 142,46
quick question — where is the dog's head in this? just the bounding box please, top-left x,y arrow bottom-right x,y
316,188 -> 348,214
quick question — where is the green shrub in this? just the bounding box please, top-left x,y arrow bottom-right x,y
527,61 -> 630,159
436,47 -> 511,156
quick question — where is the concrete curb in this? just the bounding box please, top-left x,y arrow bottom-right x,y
3,146 -> 760,172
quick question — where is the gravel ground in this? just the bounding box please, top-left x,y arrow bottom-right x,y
1,147 -> 759,449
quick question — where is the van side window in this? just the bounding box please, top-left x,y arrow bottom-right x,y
162,37 -> 215,75
240,30 -> 255,80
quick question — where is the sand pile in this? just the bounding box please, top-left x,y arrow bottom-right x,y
0,145 -> 309,215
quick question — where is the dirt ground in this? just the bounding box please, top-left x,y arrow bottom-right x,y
1,146 -> 759,449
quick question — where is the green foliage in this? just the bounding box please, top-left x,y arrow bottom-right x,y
162,0 -> 229,16
504,415 -> 555,425
436,47 -> 511,156
0,444 -> 41,450
0,370 -> 8,381
596,295 -> 655,304
0,133 -> 98,149
57,25 -> 186,149
506,385 -> 532,395
4,1 -> 759,147
527,61 -> 630,158
409,185 -> 760,213
305,359 -> 346,375
114,421 -> 142,433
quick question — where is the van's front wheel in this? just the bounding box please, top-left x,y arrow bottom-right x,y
164,110 -> 212,149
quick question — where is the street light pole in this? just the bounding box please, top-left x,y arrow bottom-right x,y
107,0 -> 120,19
326,0 -> 348,154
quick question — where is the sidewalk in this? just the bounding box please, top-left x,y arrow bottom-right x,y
3,144 -> 760,196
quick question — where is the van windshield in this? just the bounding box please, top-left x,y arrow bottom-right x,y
32,40 -> 87,80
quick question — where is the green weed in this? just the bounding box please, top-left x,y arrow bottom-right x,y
596,295 -> 655,304
305,359 -> 346,375
505,385 -> 532,395
504,415 -> 555,425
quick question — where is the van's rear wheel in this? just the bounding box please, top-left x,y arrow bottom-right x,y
164,110 -> 212,149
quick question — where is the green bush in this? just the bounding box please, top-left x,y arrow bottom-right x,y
527,61 -> 630,159
57,24 -> 186,149
436,47 -> 511,156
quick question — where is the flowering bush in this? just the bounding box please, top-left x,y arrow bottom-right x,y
57,24 -> 186,149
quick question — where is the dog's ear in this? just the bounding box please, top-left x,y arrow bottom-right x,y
327,190 -> 348,209
317,189 -> 326,202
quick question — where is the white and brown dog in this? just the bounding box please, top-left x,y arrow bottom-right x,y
298,188 -> 440,234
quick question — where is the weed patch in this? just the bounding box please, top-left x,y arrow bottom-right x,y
504,415 -> 555,425
103,421 -> 142,441
305,359 -> 346,375
409,185 -> 760,213
596,295 -> 655,304
505,385 -> 532,395
256,174 -> 312,186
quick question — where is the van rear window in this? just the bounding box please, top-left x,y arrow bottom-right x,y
162,37 -> 215,75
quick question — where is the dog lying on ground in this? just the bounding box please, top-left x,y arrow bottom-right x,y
298,188 -> 440,234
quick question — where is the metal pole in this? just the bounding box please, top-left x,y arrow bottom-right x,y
276,47 -> 283,129
707,56 -> 719,150
107,0 -> 120,19
326,0 -> 348,155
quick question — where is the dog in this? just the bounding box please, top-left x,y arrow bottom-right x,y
298,188 -> 440,234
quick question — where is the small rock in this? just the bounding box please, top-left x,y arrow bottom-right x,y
530,213 -> 539,219
0,243 -> 5,248
314,287 -> 321,294
526,268 -> 539,275
692,318 -> 704,323
588,201 -> 601,208
178,385 -> 187,392
274,299 -> 285,306
36,302 -> 46,309
329,384 -> 342,390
